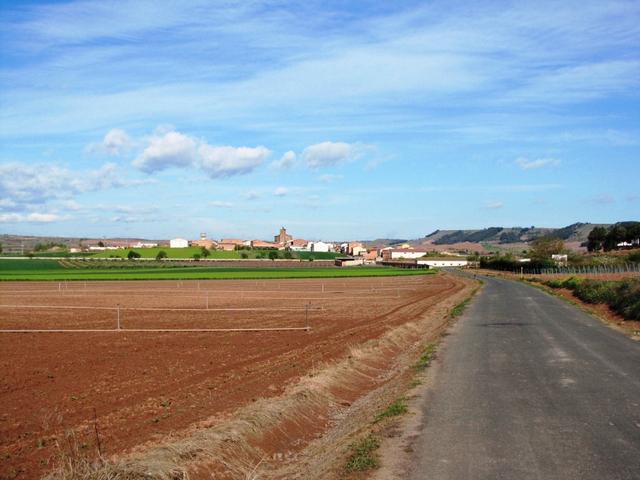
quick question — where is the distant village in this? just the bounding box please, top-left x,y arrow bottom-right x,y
81,226 -> 470,268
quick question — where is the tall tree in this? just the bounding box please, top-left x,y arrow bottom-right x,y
587,226 -> 607,252
530,236 -> 564,261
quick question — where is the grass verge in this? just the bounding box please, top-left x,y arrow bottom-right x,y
344,435 -> 380,473
374,397 -> 408,423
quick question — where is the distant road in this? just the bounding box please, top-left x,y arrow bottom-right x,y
409,276 -> 640,480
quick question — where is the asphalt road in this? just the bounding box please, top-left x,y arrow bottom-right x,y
408,275 -> 640,480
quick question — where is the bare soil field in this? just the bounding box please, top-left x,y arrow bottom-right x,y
0,274 -> 466,479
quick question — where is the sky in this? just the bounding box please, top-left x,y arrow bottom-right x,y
0,0 -> 638,241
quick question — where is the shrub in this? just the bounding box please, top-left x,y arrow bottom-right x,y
240,252 -> 249,259
192,253 -> 201,261
546,277 -> 640,320
268,251 -> 279,260
127,250 -> 141,260
155,250 -> 167,261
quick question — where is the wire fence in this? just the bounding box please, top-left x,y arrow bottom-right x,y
516,263 -> 640,276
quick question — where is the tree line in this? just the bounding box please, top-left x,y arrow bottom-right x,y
587,222 -> 640,252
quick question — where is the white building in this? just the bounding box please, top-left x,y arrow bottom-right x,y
132,242 -> 158,248
417,258 -> 468,267
169,238 -> 189,248
352,246 -> 367,256
309,241 -> 333,253
383,248 -> 429,260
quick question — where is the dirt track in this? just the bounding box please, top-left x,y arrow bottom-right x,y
0,274 -> 463,479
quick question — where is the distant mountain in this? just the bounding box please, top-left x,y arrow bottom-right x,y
423,223 -> 607,246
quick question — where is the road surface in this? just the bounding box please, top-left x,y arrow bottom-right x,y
408,275 -> 640,480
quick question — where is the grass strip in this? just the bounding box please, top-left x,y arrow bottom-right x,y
344,435 -> 380,473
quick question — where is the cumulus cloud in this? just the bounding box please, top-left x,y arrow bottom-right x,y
515,157 -> 560,170
133,130 -> 198,172
0,162 -> 143,211
270,150 -> 296,170
133,129 -> 269,177
302,141 -> 363,169
87,128 -> 132,156
199,144 -> 270,178
274,186 -> 289,196
0,212 -> 61,223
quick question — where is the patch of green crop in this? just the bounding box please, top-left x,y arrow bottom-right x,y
344,435 -> 380,473
374,397 -> 408,422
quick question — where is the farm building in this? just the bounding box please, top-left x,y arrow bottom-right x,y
251,240 -> 280,249
417,258 -> 468,267
288,239 -> 309,251
335,257 -> 364,267
169,238 -> 189,248
309,241 -> 333,253
382,248 -> 429,261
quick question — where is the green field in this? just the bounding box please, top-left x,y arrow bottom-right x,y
0,259 -> 433,281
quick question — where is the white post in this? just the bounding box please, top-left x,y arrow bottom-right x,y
305,302 -> 310,331
117,304 -> 121,330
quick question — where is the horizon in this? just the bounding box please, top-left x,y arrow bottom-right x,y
1,1 -> 639,240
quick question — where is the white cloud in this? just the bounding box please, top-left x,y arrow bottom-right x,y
515,157 -> 561,170
133,129 -> 269,177
274,186 -> 289,196
302,141 -> 363,169
209,200 -> 234,208
0,162 -> 140,210
133,130 -> 198,172
485,201 -> 504,209
198,144 -> 270,178
243,190 -> 260,201
0,212 -> 61,223
270,150 -> 296,170
318,174 -> 343,184
86,128 -> 132,156
102,128 -> 131,155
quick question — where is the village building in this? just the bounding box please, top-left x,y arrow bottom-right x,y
169,238 -> 189,248
309,241 -> 333,253
274,227 -> 293,245
287,239 -> 309,251
382,248 -> 429,261
417,258 -> 469,267
251,240 -> 279,249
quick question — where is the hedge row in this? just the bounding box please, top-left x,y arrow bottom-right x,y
544,277 -> 640,321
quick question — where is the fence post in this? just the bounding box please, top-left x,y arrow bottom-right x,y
305,302 -> 310,331
117,304 -> 121,330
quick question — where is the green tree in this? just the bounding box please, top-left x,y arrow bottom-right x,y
240,252 -> 249,259
193,253 -> 201,261
200,246 -> 210,258
155,250 -> 167,261
268,250 -> 279,260
0,242 -> 3,254
587,226 -> 607,252
283,250 -> 293,259
530,236 -> 564,261
127,250 -> 141,260
604,225 -> 626,251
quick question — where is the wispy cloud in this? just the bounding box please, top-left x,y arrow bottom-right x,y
515,157 -> 561,170
274,186 -> 289,197
0,212 -> 63,223
484,201 -> 504,210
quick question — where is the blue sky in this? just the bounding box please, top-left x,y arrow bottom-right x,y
0,0 -> 638,241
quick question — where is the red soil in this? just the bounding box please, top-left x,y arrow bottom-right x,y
0,275 -> 463,479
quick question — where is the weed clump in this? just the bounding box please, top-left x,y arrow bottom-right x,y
344,435 -> 380,473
